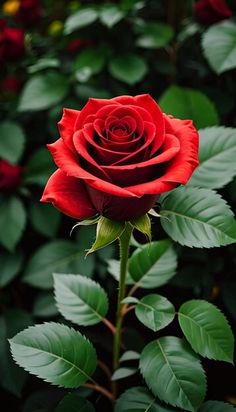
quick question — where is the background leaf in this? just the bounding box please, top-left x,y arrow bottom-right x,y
54,274 -> 108,326
55,393 -> 95,412
136,21 -> 174,49
178,300 -> 234,363
99,5 -> 124,28
0,196 -> 26,251
140,336 -> 206,411
29,202 -> 61,238
64,8 -> 98,34
109,54 -> 148,85
199,401 -> 236,411
9,322 -> 97,388
18,72 -> 69,112
0,250 -> 23,287
128,240 -> 177,288
160,187 -> 236,248
159,85 -> 219,129
0,122 -> 25,163
188,127 -> 236,189
202,21 -> 236,74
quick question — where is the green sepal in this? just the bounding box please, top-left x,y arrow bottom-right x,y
130,214 -> 151,241
87,217 -> 126,254
70,215 -> 100,235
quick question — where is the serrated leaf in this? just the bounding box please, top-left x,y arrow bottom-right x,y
199,400 -> 236,411
64,8 -> 98,34
55,393 -> 95,412
0,309 -> 33,396
9,322 -> 97,388
100,5 -> 124,28
54,274 -> 108,326
178,300 -> 234,363
202,21 -> 236,74
131,214 -> 151,241
159,85 -> 219,129
109,54 -> 148,85
112,367 -> 137,381
128,240 -> 177,288
23,240 -> 94,289
115,386 -> 184,412
160,187 -> 236,248
0,250 -> 23,287
120,351 -> 140,362
189,127 -> 236,189
140,336 -> 206,411
88,217 -> 125,254
135,294 -> 175,332
0,122 -> 25,163
0,196 -> 26,251
18,72 -> 69,112
107,259 -> 134,285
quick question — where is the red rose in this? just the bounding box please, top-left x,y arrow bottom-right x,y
17,0 -> 41,26
1,75 -> 22,94
67,39 -> 92,54
41,94 -> 199,221
0,19 -> 25,62
0,160 -> 23,191
193,0 -> 233,25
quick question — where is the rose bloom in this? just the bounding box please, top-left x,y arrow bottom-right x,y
41,95 -> 199,221
17,0 -> 41,26
1,75 -> 22,94
67,39 -> 92,54
0,19 -> 25,62
0,160 -> 22,191
193,0 -> 233,25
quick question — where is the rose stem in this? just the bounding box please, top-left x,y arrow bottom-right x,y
84,383 -> 114,402
102,317 -> 116,334
98,359 -> 112,381
112,223 -> 133,397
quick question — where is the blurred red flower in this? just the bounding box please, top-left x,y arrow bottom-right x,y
17,0 -> 41,26
67,39 -> 92,53
193,0 -> 233,25
0,19 -> 25,62
1,75 -> 22,94
0,160 -> 23,192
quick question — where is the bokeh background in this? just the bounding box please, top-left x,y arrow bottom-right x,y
0,0 -> 236,410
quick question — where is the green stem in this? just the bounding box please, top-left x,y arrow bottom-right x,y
112,224 -> 133,394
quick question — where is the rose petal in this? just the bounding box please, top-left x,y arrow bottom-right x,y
76,99 -> 121,129
48,138 -> 138,198
41,169 -> 96,219
58,108 -> 80,149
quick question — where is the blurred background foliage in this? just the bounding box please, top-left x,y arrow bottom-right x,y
0,0 -> 236,410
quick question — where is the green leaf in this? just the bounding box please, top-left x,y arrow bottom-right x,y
9,322 -> 97,388
178,300 -> 234,363
189,127 -> 236,189
74,47 -> 106,82
112,367 -> 137,381
23,240 -> 95,289
122,296 -> 139,304
115,386 -> 183,412
159,85 -> 219,129
160,187 -> 236,248
33,292 -> 58,318
55,393 -> 95,412
131,214 -> 151,241
18,72 -> 69,112
28,57 -> 60,74
0,122 -> 25,163
202,21 -> 236,74
29,202 -> 61,238
136,21 -> 174,49
109,54 -> 148,85
107,259 -> 134,285
88,217 -> 125,254
140,336 -> 206,411
24,148 -> 56,186
199,401 -> 236,411
64,8 -> 98,34
0,309 -> 33,396
100,5 -> 124,28
128,240 -> 177,288
0,196 -> 26,251
135,294 -> 175,332
120,351 -> 140,362
54,274 -> 108,326
0,250 -> 23,287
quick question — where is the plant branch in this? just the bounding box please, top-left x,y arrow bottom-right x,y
85,382 -> 114,402
102,317 -> 116,334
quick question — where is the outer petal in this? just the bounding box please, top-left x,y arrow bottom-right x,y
41,169 -> 97,219
58,108 -> 80,148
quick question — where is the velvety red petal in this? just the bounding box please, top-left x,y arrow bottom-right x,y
48,138 -> 137,198
41,169 -> 96,219
58,108 -> 80,148
76,99 -> 121,129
